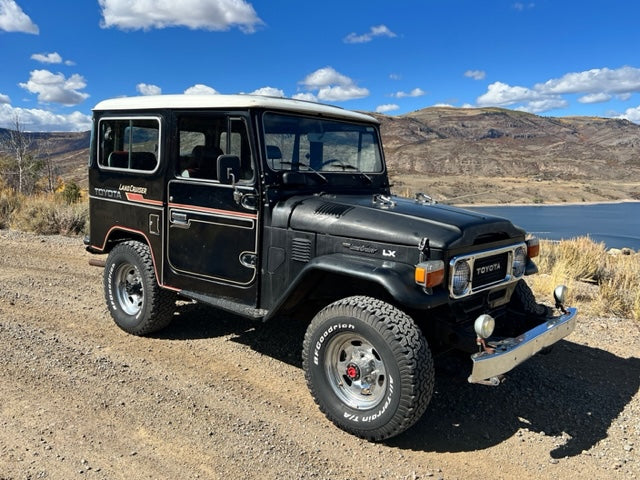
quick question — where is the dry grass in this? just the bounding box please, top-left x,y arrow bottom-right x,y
0,184 -> 88,236
528,238 -> 640,321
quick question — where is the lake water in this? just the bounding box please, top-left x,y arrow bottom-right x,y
466,202 -> 640,250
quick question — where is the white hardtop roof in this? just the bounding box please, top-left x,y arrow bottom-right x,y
93,94 -> 378,124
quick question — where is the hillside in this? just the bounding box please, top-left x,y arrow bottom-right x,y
3,106 -> 640,204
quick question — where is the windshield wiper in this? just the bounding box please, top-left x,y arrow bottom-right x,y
278,161 -> 328,183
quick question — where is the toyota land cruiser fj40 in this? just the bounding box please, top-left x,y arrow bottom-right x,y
85,94 -> 577,440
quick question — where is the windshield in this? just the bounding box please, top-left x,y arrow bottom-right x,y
262,112 -> 383,173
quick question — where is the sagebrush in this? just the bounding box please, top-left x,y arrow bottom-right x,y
528,237 -> 640,321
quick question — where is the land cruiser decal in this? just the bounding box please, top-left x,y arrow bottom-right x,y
119,184 -> 148,195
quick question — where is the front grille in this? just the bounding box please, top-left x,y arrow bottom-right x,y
448,243 -> 526,299
472,252 -> 508,289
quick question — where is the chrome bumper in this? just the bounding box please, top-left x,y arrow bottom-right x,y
468,307 -> 578,384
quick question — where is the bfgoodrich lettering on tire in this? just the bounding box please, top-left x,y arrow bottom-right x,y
104,240 -> 175,336
302,296 -> 434,441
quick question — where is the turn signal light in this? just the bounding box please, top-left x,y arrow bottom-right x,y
526,237 -> 540,258
415,260 -> 445,288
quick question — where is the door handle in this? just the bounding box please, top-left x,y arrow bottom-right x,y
170,211 -> 188,225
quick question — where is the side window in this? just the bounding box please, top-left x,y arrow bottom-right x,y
177,115 -> 254,182
98,118 -> 160,172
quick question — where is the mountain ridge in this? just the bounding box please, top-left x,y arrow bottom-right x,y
2,106 -> 639,203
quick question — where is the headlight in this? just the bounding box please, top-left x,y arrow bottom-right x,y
512,246 -> 526,277
474,314 -> 495,339
451,260 -> 471,296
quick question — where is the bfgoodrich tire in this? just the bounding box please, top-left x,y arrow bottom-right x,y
104,240 -> 175,336
302,296 -> 434,441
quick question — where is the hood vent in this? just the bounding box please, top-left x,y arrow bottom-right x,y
314,202 -> 353,218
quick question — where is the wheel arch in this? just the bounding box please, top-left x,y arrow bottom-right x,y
266,253 -> 447,321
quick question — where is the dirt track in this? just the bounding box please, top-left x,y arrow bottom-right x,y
1,230 -> 639,480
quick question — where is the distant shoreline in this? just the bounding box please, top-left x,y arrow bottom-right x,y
456,198 -> 640,208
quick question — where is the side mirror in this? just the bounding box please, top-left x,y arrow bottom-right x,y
217,155 -> 241,185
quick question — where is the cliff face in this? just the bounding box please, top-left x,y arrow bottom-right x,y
372,107 -> 640,182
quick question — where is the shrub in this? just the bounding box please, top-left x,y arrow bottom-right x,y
529,237 -> 640,321
0,184 -> 21,229
11,194 -> 88,235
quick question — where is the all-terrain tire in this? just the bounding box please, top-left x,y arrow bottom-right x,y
104,240 -> 175,336
511,279 -> 552,318
302,296 -> 434,441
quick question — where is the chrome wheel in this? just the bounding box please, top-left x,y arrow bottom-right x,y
324,332 -> 387,410
114,262 -> 144,316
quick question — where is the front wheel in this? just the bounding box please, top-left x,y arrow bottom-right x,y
302,296 -> 434,441
104,240 -> 175,335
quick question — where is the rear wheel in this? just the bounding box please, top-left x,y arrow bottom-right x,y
302,296 -> 434,441
104,240 -> 175,335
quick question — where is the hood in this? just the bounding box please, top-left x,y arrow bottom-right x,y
272,194 -> 525,250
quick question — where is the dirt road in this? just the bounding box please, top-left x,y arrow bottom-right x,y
1,230 -> 639,480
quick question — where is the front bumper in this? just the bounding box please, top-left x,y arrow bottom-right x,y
468,307 -> 578,384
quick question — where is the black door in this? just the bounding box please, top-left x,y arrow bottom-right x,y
166,114 -> 258,289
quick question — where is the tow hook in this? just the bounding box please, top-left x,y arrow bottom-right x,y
475,375 -> 505,387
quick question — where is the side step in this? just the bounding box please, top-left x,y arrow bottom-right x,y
179,290 -> 268,321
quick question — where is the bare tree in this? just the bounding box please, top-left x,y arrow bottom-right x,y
0,115 -> 43,194
39,137 -> 60,193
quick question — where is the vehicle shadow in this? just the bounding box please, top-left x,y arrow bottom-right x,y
154,302 -> 308,367
390,340 -> 640,458
156,304 -> 639,458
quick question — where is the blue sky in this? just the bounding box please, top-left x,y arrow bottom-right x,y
1,0 -> 640,131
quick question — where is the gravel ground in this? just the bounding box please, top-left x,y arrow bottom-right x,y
0,230 -> 638,480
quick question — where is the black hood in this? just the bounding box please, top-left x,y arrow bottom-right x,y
272,194 -> 525,250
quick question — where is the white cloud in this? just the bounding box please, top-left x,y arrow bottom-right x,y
0,93 -> 10,104
393,88 -> 425,98
389,73 -> 401,81
0,0 -> 38,34
578,92 -> 612,104
477,81 -> 541,107
516,98 -> 569,114
317,85 -> 369,102
292,92 -> 317,102
464,70 -> 486,80
99,0 -> 263,32
300,67 -> 353,89
184,84 -> 219,95
249,86 -> 284,97
344,24 -> 396,44
477,66 -> 640,114
19,69 -> 89,106
536,66 -> 640,95
617,105 -> 640,123
136,83 -> 162,95
0,103 -> 91,132
31,52 -> 62,64
299,67 -> 369,102
376,104 -> 399,113
513,2 -> 535,11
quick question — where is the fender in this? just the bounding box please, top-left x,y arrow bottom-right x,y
265,253 -> 449,320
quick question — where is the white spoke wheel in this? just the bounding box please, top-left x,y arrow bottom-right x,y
302,296 -> 434,441
104,240 -> 175,336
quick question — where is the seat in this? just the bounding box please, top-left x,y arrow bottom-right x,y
266,145 -> 282,168
187,145 -> 223,179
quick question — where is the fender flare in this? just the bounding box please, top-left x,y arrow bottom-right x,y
265,253 -> 449,320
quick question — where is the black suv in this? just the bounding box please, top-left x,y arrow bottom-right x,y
86,94 -> 577,441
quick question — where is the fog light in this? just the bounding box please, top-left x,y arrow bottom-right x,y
554,285 -> 568,307
474,314 -> 495,339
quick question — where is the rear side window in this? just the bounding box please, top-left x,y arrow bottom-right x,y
98,117 -> 160,172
